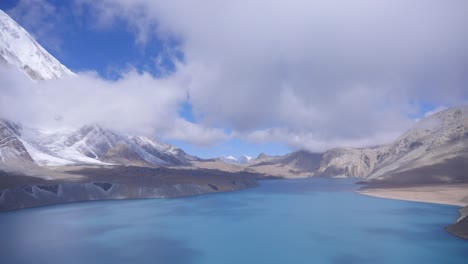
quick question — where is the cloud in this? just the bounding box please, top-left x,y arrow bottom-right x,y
73,0 -> 162,46
239,127 -> 403,152
75,0 -> 468,152
164,119 -> 230,146
0,65 -> 226,146
8,0 -> 468,152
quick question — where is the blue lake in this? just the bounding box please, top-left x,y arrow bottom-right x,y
0,178 -> 467,264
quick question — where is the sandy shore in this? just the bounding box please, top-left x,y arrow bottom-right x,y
357,184 -> 468,207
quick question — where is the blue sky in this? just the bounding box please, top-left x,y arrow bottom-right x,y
0,0 -> 178,78
1,0 -> 466,159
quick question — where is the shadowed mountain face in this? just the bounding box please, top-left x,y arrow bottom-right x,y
0,166 -> 259,211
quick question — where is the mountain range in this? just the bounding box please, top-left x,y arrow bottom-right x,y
0,120 -> 197,171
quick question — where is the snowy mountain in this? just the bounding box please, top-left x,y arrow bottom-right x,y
0,10 -> 73,80
132,136 -> 198,165
0,119 -> 197,168
219,155 -> 253,165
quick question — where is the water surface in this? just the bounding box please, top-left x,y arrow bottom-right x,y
0,178 -> 466,264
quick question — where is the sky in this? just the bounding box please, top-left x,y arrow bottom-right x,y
1,0 -> 467,159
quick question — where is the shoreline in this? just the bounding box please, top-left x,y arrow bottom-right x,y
356,184 -> 468,239
356,184 -> 468,207
0,166 -> 260,212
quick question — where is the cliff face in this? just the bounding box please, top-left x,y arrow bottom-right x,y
313,147 -> 384,177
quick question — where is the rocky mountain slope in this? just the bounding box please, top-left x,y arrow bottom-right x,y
250,150 -> 322,172
314,106 -> 468,185
205,107 -> 467,181
313,147 -> 382,177
0,10 -> 73,80
366,106 -> 468,185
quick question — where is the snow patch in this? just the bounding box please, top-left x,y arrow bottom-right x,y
20,139 -> 74,166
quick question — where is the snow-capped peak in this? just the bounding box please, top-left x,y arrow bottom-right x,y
0,9 -> 73,80
219,156 -> 238,164
237,155 -> 253,164
220,155 -> 253,165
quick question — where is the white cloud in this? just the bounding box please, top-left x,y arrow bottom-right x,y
8,0 -> 468,152
239,127 -> 402,152
163,119 -> 230,146
0,65 -> 226,146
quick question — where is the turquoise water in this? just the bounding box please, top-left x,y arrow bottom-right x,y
0,178 -> 466,264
